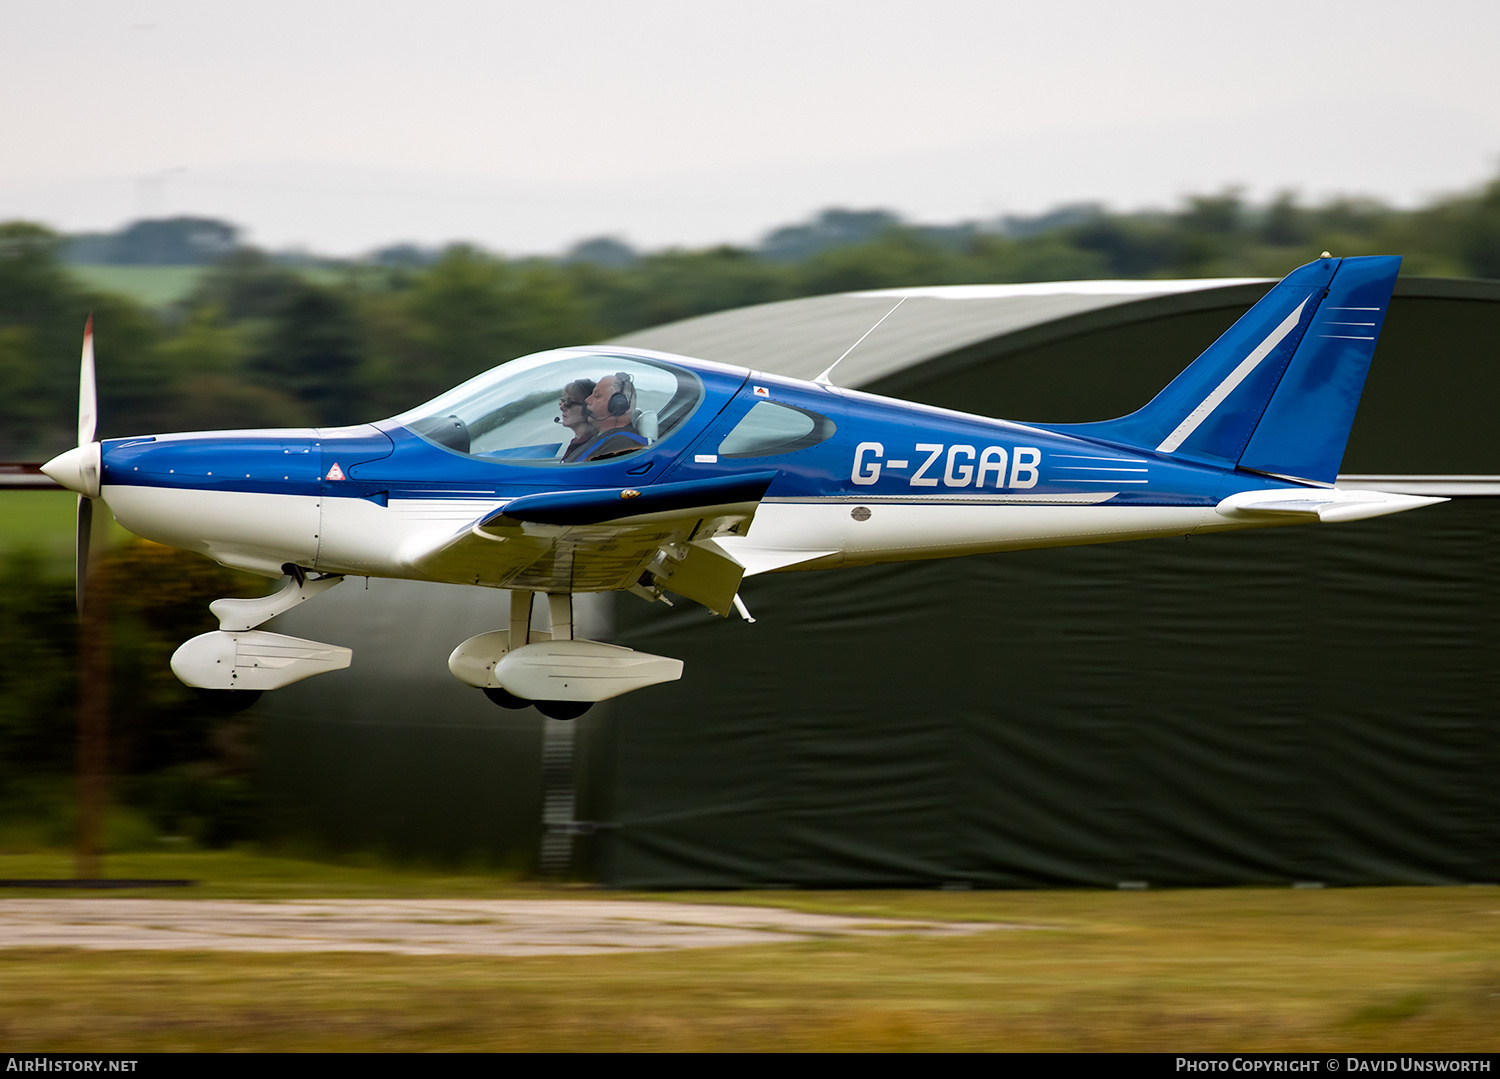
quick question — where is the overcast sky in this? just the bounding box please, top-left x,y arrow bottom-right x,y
4,0 -> 1499,254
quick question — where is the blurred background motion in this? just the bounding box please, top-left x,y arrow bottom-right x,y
3,0 -> 1499,881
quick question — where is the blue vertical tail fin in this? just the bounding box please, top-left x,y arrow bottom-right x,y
1234,255 -> 1401,483
1042,255 -> 1401,484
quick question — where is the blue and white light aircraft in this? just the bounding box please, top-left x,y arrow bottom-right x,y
43,254 -> 1439,717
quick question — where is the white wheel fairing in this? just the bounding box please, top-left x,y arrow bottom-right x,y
171,629 -> 352,690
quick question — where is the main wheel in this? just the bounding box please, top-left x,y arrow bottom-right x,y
484,686 -> 530,709
193,688 -> 263,714
535,700 -> 591,721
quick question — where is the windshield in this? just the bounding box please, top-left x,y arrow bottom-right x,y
391,350 -> 704,464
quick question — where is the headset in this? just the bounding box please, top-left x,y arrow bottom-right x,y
607,372 -> 635,417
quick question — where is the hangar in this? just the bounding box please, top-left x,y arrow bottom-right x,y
267,275 -> 1500,888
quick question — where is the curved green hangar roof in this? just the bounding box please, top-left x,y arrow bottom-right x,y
612,275 -> 1500,479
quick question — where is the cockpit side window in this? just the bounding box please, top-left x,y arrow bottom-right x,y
717,401 -> 836,458
393,351 -> 704,465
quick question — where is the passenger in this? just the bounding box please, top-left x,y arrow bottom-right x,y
557,378 -> 599,462
575,372 -> 648,461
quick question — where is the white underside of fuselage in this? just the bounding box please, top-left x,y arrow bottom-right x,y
726,498 -> 1219,571
103,482 -> 1247,589
105,485 -> 321,578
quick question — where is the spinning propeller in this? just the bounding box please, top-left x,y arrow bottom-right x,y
40,317 -> 103,612
34,318 -> 115,879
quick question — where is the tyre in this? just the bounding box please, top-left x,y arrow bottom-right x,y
484,686 -> 530,709
193,688 -> 263,714
535,700 -> 591,721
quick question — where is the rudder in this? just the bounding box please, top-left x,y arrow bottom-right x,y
1236,255 -> 1400,484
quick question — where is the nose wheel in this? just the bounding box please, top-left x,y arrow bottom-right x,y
193,688 -> 264,714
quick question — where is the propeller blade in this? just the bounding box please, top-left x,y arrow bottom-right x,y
76,495 -> 93,615
78,315 -> 96,448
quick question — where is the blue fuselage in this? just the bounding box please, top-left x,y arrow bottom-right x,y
99,356 -> 1287,514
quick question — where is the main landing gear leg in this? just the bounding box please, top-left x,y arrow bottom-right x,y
534,594 -> 590,720
475,591 -> 588,718
484,590 -> 535,711
172,569 -> 351,712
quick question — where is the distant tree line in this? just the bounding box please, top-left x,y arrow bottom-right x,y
67,217 -> 241,266
5,177 -> 1500,461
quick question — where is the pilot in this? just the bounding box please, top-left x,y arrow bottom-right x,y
573,372 -> 648,462
557,378 -> 598,462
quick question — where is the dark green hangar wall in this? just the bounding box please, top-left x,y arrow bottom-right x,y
590,279 -> 1500,888
259,278 -> 1500,886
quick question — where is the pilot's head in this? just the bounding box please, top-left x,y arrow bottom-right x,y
586,373 -> 635,429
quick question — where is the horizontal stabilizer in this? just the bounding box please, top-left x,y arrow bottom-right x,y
1337,475 -> 1500,496
1216,487 -> 1446,524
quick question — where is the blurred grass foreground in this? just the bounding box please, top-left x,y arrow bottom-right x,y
0,849 -> 1494,1052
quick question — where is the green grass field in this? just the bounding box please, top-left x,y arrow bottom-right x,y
64,263 -> 372,310
0,851 -> 1495,1051
66,265 -> 207,309
0,491 -> 136,573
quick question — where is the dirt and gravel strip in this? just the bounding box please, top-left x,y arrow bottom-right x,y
0,899 -> 1025,956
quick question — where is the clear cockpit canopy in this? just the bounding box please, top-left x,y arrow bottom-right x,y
390,350 -> 705,464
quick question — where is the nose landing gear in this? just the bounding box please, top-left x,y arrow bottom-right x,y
171,571 -> 351,706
